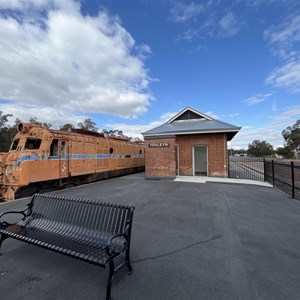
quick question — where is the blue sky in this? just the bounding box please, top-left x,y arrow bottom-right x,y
0,0 -> 300,149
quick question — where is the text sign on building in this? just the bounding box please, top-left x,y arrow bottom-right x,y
149,142 -> 170,148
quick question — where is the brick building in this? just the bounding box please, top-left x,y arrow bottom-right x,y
142,107 -> 241,178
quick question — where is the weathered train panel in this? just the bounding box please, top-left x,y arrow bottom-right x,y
0,123 -> 145,201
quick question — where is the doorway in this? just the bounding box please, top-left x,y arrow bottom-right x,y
59,140 -> 69,178
193,146 -> 207,176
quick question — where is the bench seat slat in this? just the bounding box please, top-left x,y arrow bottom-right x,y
2,223 -> 126,266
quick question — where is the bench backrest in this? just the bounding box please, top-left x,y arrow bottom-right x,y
24,194 -> 135,240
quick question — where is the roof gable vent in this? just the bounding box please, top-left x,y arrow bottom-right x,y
175,110 -> 204,121
167,107 -> 213,124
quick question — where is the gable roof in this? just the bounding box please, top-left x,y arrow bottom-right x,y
142,107 -> 241,141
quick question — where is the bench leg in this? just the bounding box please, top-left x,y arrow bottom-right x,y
126,248 -> 133,274
106,260 -> 115,300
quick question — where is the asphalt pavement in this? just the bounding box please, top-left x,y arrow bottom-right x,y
1,175 -> 300,300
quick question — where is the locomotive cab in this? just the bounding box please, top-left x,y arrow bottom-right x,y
9,123 -> 44,152
10,136 -> 43,152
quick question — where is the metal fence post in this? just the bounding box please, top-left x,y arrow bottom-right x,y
272,160 -> 275,187
263,158 -> 266,182
291,161 -> 295,199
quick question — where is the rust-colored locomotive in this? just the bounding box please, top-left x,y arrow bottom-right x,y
0,123 -> 145,201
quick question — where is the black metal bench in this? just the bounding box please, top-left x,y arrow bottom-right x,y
0,193 -> 135,300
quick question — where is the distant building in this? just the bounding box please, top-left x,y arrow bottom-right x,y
142,107 -> 241,178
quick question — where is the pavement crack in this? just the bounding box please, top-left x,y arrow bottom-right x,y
133,233 -> 222,264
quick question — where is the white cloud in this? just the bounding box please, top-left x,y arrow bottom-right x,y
105,109 -> 222,139
159,111 -> 178,122
245,0 -> 298,9
231,126 -> 284,150
169,1 -> 204,23
271,104 -> 300,124
222,113 -> 240,117
1,102 -> 88,129
231,105 -> 300,149
0,0 -> 80,14
170,2 -> 242,44
204,111 -> 219,119
0,0 -> 152,120
105,111 -> 179,139
243,93 -> 272,105
178,27 -> 200,41
0,0 -> 47,9
265,60 -> 300,93
264,15 -> 300,45
264,14 -> 300,60
218,11 -> 241,38
104,122 -> 154,140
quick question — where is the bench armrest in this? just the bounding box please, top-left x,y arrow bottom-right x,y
0,203 -> 32,227
105,224 -> 131,256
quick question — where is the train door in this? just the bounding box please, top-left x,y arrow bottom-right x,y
59,140 -> 69,179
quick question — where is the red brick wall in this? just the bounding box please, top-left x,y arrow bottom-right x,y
176,133 -> 228,177
145,133 -> 228,178
144,138 -> 176,177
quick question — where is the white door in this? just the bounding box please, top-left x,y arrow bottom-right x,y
193,146 -> 207,176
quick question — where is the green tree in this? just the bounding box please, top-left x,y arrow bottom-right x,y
77,118 -> 98,132
101,129 -> 143,142
276,146 -> 295,159
101,129 -> 126,137
247,140 -> 274,157
14,118 -> 22,126
0,111 -> 12,127
282,120 -> 300,153
0,111 -> 14,151
228,148 -> 247,156
101,129 -> 116,136
29,117 -> 52,129
60,123 -> 75,131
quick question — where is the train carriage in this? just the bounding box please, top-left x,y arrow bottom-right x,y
0,123 -> 145,201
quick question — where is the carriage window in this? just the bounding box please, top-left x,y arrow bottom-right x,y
50,139 -> 59,156
24,138 -> 42,150
11,139 -> 20,150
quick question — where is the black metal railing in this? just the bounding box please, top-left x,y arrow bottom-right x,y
264,160 -> 300,200
228,156 -> 300,200
228,156 -> 264,181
